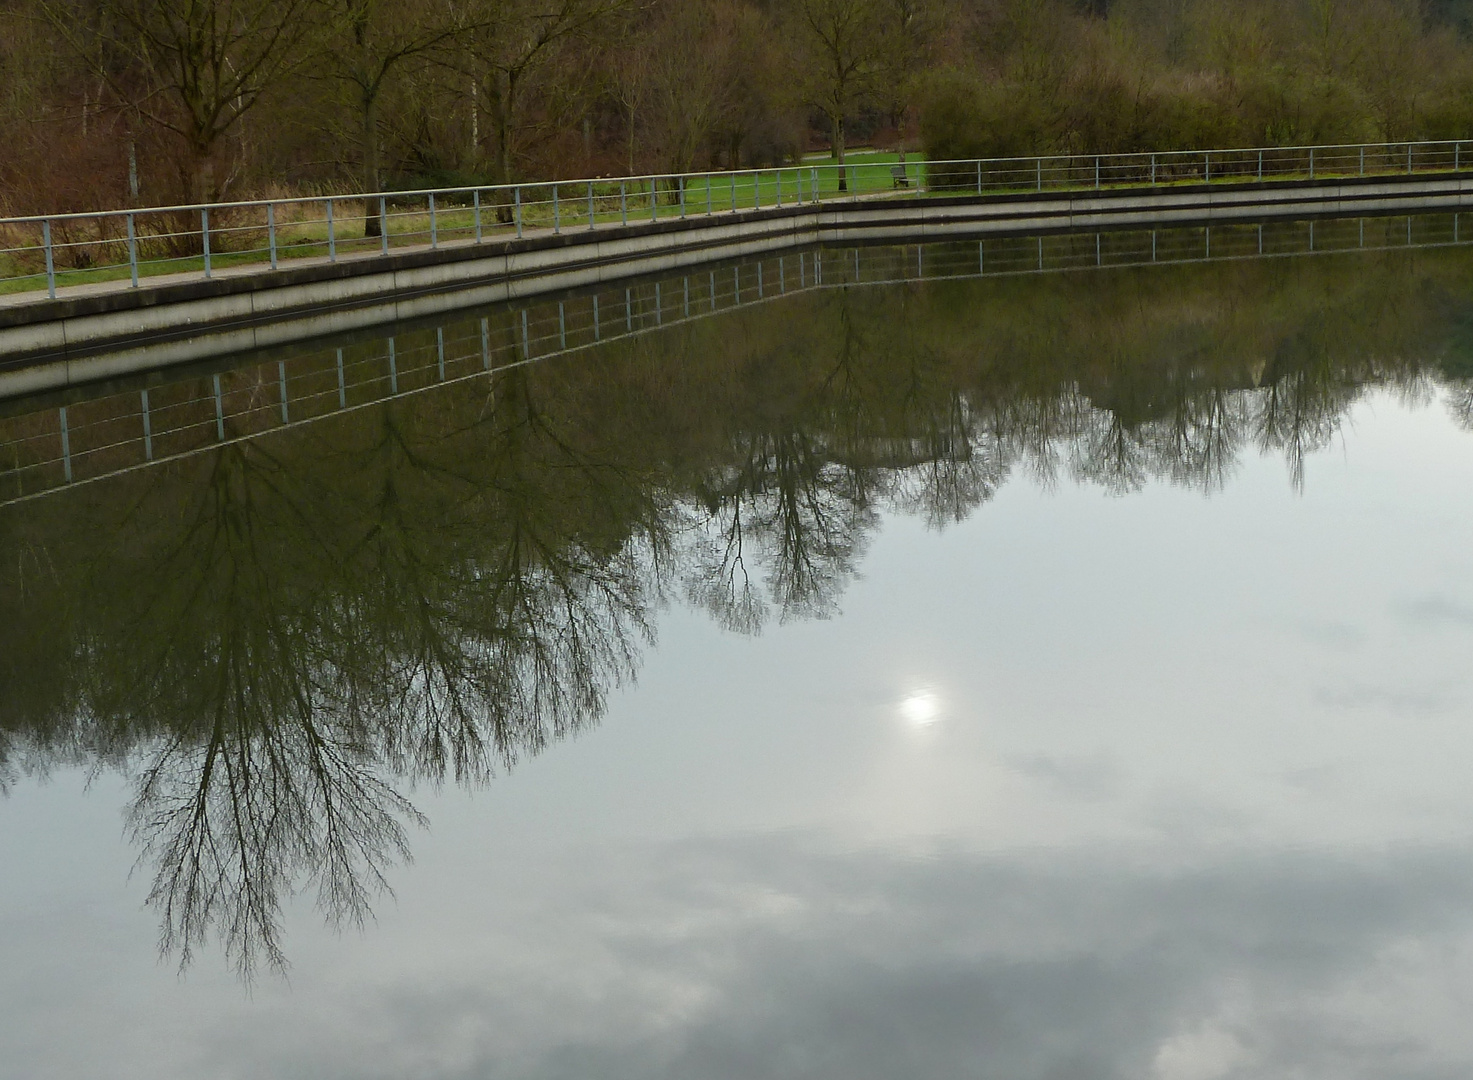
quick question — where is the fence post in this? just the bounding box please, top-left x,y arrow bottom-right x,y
589,181 -> 596,230
41,220 -> 56,298
474,190 -> 482,242
429,193 -> 438,247
126,213 -> 138,288
621,181 -> 628,225
269,203 -> 279,268
201,208 -> 211,278
379,197 -> 388,255
553,185 -> 561,233
326,198 -> 335,262
515,187 -> 523,238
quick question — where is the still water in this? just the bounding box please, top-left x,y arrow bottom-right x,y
5,218 -> 1473,1078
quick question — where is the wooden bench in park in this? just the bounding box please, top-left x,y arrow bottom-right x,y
891,165 -> 911,188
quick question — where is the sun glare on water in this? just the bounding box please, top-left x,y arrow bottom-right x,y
900,690 -> 940,727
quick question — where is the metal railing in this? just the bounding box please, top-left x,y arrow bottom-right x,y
3,210 -> 1468,507
2,139 -> 1471,302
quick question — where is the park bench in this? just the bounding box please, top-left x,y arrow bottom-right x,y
891,164 -> 910,188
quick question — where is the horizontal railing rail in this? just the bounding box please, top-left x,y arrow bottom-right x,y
2,138 -> 1471,301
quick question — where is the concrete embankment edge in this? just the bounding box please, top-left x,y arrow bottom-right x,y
3,174 -> 1471,399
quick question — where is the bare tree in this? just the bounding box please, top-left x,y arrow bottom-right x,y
36,0 -> 317,201
316,0 -> 474,234
789,0 -> 887,190
455,0 -> 632,191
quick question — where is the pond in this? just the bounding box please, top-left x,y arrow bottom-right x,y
5,216 -> 1473,1079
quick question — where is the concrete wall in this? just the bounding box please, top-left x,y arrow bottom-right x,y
3,172 -> 1471,399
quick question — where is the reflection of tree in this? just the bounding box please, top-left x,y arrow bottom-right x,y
5,235 -> 1473,976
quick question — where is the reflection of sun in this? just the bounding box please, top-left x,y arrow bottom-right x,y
900,690 -> 940,727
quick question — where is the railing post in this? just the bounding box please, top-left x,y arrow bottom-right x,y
126,212 -> 138,288
326,197 -> 335,262
707,174 -> 713,215
588,180 -> 596,230
977,160 -> 982,194
775,171 -> 782,208
1036,157 -> 1042,192
731,171 -> 737,210
1151,153 -> 1157,185
1204,152 -> 1210,182
620,181 -> 628,225
1257,149 -> 1263,180
1408,143 -> 1414,174
474,189 -> 482,242
429,192 -> 438,247
811,168 -> 818,202
269,203 -> 279,268
515,187 -> 523,238
1457,143 -> 1462,172
1309,147 -> 1314,180
379,197 -> 388,255
279,361 -> 289,422
754,172 -> 760,209
680,176 -> 686,218
1096,155 -> 1101,189
651,178 -> 658,222
201,208 -> 211,278
336,348 -> 346,407
40,222 -> 57,299
1360,146 -> 1365,177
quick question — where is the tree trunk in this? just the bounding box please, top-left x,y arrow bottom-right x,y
362,87 -> 382,238
493,73 -> 515,223
834,114 -> 847,192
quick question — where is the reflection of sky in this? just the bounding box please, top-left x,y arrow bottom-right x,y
6,391 -> 1473,1078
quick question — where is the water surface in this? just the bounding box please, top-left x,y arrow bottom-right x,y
5,218 -> 1473,1078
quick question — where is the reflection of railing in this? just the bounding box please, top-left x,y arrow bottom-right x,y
4,139 -> 1473,300
1,212 -> 1467,508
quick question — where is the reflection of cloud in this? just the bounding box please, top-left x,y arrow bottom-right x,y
1398,596 -> 1473,630
1295,620 -> 1367,649
1314,684 -> 1451,717
1008,751 -> 1119,801
217,839 -> 1473,1080
1152,1024 -> 1250,1080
